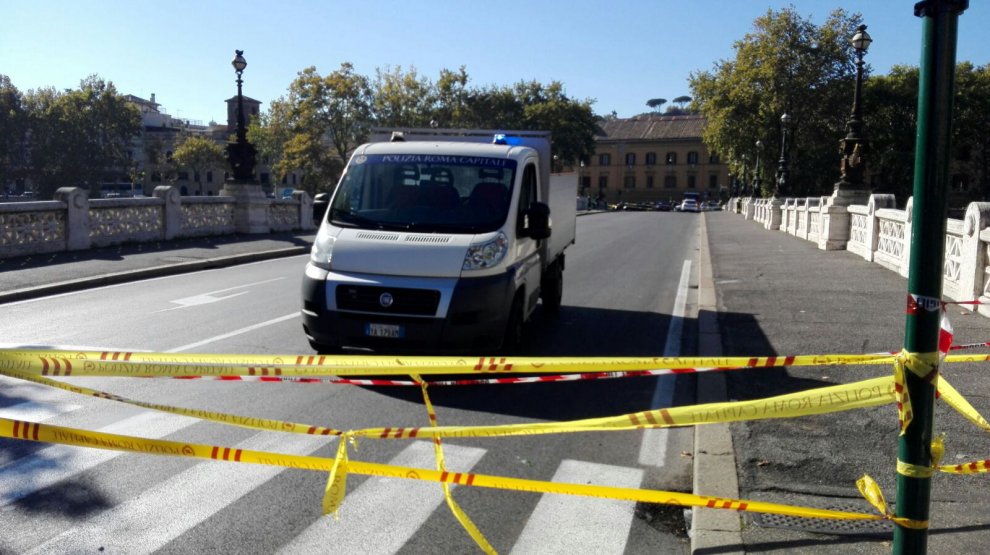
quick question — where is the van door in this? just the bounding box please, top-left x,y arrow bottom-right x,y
516,161 -> 541,314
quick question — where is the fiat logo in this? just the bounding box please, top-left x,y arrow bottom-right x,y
379,292 -> 394,308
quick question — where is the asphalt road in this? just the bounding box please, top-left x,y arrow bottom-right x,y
0,210 -> 704,554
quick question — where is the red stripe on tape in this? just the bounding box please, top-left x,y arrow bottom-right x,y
211,446 -> 219,459
234,449 -> 242,462
660,409 -> 675,425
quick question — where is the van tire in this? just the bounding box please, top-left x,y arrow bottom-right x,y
540,261 -> 563,313
502,294 -> 525,355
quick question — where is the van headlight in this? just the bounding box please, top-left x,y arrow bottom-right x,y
310,232 -> 335,270
463,231 -> 508,271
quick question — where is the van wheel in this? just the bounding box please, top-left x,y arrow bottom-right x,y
308,340 -> 340,354
502,295 -> 525,355
540,262 -> 563,314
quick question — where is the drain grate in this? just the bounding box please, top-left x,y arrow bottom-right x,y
751,502 -> 893,537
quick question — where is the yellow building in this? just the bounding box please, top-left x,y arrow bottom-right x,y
577,114 -> 730,205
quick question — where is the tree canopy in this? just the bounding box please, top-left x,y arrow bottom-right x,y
690,7 -> 862,196
172,134 -> 227,194
252,64 -> 599,194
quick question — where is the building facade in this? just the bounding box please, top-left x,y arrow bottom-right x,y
575,115 -> 730,205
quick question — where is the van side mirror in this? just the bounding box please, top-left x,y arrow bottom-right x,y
523,202 -> 552,240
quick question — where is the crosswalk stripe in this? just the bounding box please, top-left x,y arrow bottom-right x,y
0,410 -> 200,507
278,441 -> 487,554
510,460 -> 643,555
0,399 -> 82,423
27,431 -> 332,554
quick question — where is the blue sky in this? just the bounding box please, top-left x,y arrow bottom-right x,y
2,1 -> 988,124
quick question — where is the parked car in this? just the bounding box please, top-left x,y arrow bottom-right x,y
655,200 -> 672,211
680,199 -> 700,212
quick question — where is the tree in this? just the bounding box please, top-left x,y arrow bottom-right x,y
171,134 -> 227,195
0,75 -> 28,193
514,80 -> 598,169
690,8 -> 862,196
254,64 -> 372,195
670,95 -> 693,113
953,63 -> 990,198
370,65 -> 433,128
646,98 -> 667,112
863,65 -> 919,199
22,75 -> 141,198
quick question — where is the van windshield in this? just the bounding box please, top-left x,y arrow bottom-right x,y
329,154 -> 517,234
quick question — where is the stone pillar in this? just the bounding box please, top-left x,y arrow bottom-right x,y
743,197 -> 755,220
292,190 -> 315,230
818,188 -> 869,251
960,202 -> 990,308
154,185 -> 182,240
221,182 -> 271,234
900,197 -> 914,278
54,187 -> 90,251
766,197 -> 782,230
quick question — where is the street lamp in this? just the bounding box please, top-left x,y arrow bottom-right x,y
227,49 -> 256,183
835,24 -> 872,195
776,113 -> 792,196
754,139 -> 763,196
741,154 -> 750,196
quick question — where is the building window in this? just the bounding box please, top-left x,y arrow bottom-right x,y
687,151 -> 699,165
599,153 -> 611,166
580,175 -> 591,189
178,171 -> 189,181
709,153 -> 720,164
664,175 -> 677,188
152,172 -> 162,183
624,175 -> 636,189
646,175 -> 655,189
625,153 -> 636,166
688,175 -> 696,189
645,152 -> 657,166
709,175 -> 718,189
261,173 -> 270,184
598,175 -> 608,189
194,172 -> 200,183
292,174 -> 297,185
207,171 -> 213,183
666,152 -> 677,165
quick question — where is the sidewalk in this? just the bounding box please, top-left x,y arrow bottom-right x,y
0,232 -> 315,303
696,210 -> 990,554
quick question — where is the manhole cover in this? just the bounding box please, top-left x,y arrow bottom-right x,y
751,502 -> 893,537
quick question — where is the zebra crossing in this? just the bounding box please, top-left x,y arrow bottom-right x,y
0,374 -> 688,554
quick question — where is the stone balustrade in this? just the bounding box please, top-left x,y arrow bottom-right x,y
0,185 -> 314,260
728,194 -> 990,315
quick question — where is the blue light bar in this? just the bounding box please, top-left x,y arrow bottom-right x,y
492,134 -> 523,146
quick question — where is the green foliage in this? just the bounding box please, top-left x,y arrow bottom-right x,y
171,133 -> 227,194
646,98 -> 667,111
18,75 -> 141,198
690,7 -> 862,196
0,75 -> 28,191
252,64 -> 598,190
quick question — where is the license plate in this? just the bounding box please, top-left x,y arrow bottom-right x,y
365,323 -> 404,339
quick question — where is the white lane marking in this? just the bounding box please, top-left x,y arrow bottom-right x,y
154,278 -> 286,313
279,441 -> 487,555
639,259 -> 691,466
0,411 -> 200,507
166,313 -> 300,352
0,400 -> 81,423
510,460 -> 643,555
28,432 -> 332,554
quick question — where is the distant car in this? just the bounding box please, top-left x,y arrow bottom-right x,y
681,199 -> 700,212
655,200 -> 672,211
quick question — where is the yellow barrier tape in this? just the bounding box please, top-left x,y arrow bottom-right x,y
0,367 -> 345,437
857,475 -> 928,530
0,415 -> 926,530
893,351 -> 940,435
936,375 -> 990,432
415,375 -> 497,555
0,348 -> 895,377
350,377 -> 897,440
896,436 -> 945,478
323,437 -> 351,517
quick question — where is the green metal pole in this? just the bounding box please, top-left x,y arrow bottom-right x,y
894,1 -> 967,553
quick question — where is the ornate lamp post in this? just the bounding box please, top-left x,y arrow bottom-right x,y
740,154 -> 750,196
776,113 -> 792,196
227,49 -> 257,183
753,139 -> 764,196
835,24 -> 872,196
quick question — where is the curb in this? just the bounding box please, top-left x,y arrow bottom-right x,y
0,246 -> 309,305
691,212 -> 744,554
